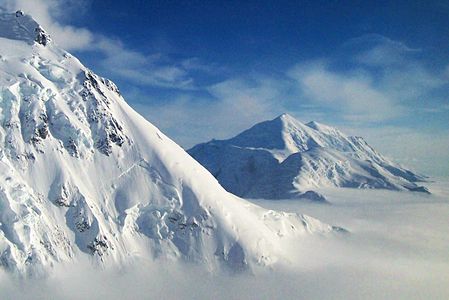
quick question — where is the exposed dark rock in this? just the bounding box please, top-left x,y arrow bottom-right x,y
34,26 -> 51,46
87,236 -> 111,256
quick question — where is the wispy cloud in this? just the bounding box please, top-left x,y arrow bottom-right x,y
288,35 -> 448,123
133,77 -> 288,148
288,60 -> 404,122
1,0 -> 202,90
348,34 -> 421,67
181,57 -> 218,73
351,35 -> 446,103
93,37 -> 196,90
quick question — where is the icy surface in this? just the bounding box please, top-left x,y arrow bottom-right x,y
188,113 -> 429,199
0,12 -> 341,275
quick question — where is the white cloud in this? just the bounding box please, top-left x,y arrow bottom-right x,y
288,61 -> 405,122
94,37 -> 195,89
348,35 -> 447,106
181,58 -> 213,72
347,34 -> 421,67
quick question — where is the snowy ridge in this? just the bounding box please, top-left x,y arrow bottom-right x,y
188,114 -> 429,200
0,12 -> 342,275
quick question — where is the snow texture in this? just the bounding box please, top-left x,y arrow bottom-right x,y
188,113 -> 429,199
0,12 -> 342,275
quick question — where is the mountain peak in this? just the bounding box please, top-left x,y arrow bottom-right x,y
188,115 -> 429,199
193,114 -> 353,162
275,113 -> 302,127
0,10 -> 51,46
277,112 -> 295,120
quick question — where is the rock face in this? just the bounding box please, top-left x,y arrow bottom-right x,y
188,114 -> 429,199
0,12 -> 341,275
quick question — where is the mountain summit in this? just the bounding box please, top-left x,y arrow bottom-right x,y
0,12 -> 341,275
188,114 -> 428,199
0,10 -> 51,46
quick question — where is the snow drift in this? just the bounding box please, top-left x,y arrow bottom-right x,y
188,113 -> 429,199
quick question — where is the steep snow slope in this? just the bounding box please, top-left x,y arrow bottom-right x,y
188,114 -> 428,199
0,12 -> 342,275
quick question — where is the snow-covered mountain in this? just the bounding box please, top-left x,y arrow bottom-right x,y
0,12 -> 343,275
188,113 -> 429,200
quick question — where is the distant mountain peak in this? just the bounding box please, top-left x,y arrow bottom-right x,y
188,114 -> 429,199
275,113 -> 304,129
224,114 -> 351,160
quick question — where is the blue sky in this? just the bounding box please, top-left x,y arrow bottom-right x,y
1,0 -> 449,176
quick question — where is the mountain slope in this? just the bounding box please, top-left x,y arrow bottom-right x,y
188,114 -> 429,199
0,12 -> 342,275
